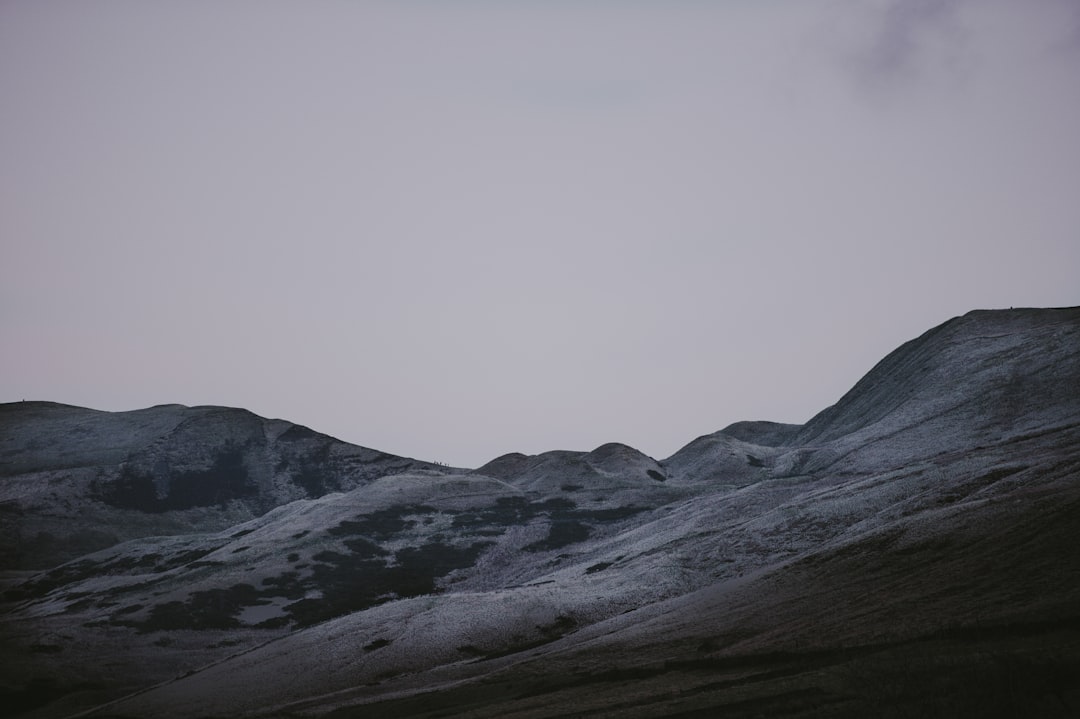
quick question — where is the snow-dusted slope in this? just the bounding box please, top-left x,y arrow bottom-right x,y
784,307 -> 1080,470
0,403 -> 449,570
2,307 -> 1078,719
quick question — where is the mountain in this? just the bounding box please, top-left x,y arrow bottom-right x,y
0,403 -> 449,570
2,307 -> 1078,718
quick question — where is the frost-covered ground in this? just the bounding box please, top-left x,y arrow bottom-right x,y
2,307 -> 1079,718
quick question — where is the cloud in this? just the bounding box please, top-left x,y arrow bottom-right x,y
833,0 -> 1080,102
838,0 -> 967,98
864,0 -> 957,74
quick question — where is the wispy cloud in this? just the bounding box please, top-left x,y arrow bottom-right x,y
835,0 -> 1080,101
867,1 -> 955,72
835,0 -> 968,99
855,0 -> 967,89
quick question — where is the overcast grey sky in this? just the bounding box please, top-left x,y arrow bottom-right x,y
2,1 -> 1079,467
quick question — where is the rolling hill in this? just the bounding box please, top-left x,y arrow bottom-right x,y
2,307 -> 1078,718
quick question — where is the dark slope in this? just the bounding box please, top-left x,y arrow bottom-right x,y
0,402 -> 448,569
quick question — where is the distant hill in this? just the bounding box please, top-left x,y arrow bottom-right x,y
0,402 -> 449,569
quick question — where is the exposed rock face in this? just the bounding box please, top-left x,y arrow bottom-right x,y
1,307 -> 1078,719
0,403 -> 447,570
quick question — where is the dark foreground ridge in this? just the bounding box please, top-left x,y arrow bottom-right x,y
1,307 -> 1079,718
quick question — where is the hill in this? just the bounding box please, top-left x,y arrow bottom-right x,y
0,402 -> 448,570
2,307 -> 1078,718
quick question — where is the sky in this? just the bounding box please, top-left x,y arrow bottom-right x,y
2,1 -> 1079,468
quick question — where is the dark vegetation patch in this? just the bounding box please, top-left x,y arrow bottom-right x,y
4,526 -> 119,573
586,561 -> 614,574
231,528 -> 255,539
395,543 -> 490,588
277,424 -> 324,443
543,614 -> 577,636
292,530 -> 310,540
457,644 -> 485,657
20,559 -> 108,597
523,503 -> 647,552
452,497 -> 532,531
292,466 -> 332,497
451,496 -> 651,550
260,571 -> 307,599
340,538 -> 388,559
328,505 -> 437,540
426,497 -> 649,554
123,584 -> 265,633
28,643 -> 63,654
578,506 -> 646,522
289,448 -> 335,497
100,576 -> 167,597
132,554 -> 162,569
95,449 -> 256,512
938,464 -> 1032,506
746,454 -> 765,468
364,638 -> 391,651
476,616 -> 579,660
526,520 -> 591,552
647,469 -> 667,482
286,553 -> 300,563
539,497 -> 577,510
1,547 -> 214,601
285,540 -> 492,627
208,637 -> 242,649
274,426 -> 341,497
